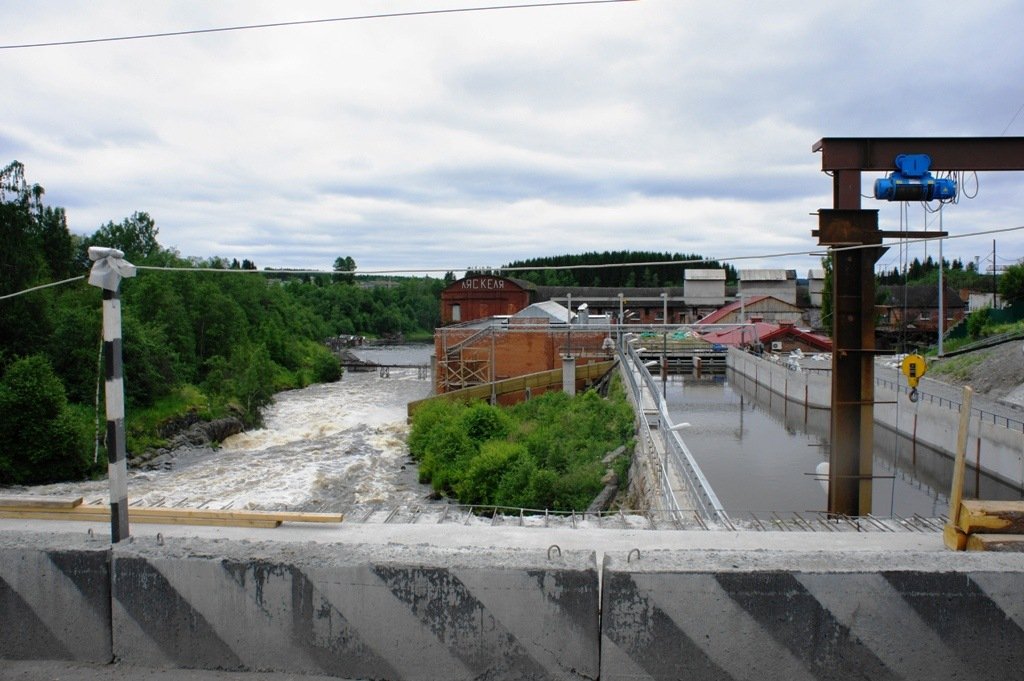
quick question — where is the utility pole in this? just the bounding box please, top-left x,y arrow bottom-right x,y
87,247 -> 136,543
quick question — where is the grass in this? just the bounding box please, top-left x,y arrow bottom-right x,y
125,384 -> 218,454
928,352 -> 989,382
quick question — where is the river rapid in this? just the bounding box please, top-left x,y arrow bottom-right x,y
16,347 -> 437,513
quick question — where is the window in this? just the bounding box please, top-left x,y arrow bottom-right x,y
451,304 -> 461,322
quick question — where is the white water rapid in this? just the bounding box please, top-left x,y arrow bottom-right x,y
15,351 -> 436,513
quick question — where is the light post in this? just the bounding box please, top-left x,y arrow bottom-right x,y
660,292 -> 668,397
618,292 -> 624,350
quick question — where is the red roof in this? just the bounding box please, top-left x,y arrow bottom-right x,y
700,322 -> 832,350
700,322 -> 777,346
697,295 -> 771,324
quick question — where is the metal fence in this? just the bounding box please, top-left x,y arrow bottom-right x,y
619,344 -> 731,528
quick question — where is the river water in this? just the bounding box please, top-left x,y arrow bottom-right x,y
666,373 -> 947,518
16,346 -> 437,512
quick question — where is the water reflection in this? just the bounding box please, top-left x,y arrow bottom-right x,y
666,371 -> 957,518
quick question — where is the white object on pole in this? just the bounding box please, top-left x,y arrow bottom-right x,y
87,246 -> 136,291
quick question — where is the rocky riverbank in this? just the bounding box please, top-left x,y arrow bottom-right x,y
131,415 -> 244,470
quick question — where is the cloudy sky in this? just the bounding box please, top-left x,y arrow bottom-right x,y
3,0 -> 1024,277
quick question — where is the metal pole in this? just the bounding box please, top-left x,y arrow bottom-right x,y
618,292 -> 624,350
102,287 -> 130,542
87,247 -> 136,543
566,292 -> 572,358
938,210 -> 944,357
661,292 -> 668,398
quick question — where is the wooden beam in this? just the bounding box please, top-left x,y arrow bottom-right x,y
0,495 -> 82,508
0,501 -> 342,529
965,534 -> 1024,552
944,387 -> 974,549
957,500 -> 1024,535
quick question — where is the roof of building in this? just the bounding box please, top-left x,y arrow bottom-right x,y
696,295 -> 772,324
739,269 -> 795,281
533,286 -> 685,302
684,269 -> 727,281
512,300 -> 572,323
700,322 -> 832,350
879,285 -> 967,309
808,269 -> 826,279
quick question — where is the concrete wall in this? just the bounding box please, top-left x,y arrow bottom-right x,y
601,549 -> 1024,681
5,530 -> 1024,680
0,531 -> 111,662
110,538 -> 598,680
727,347 -> 1024,491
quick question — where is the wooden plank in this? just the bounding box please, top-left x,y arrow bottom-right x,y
0,504 -> 340,528
946,386 -> 973,530
0,495 -> 83,509
965,533 -> 1024,552
124,507 -> 342,522
0,508 -> 282,528
957,500 -> 1024,535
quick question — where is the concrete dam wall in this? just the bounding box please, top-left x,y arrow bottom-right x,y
727,347 -> 1024,492
5,529 -> 1024,680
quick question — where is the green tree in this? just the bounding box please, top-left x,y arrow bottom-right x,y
0,355 -> 92,484
84,211 -> 162,263
333,256 -> 356,284
998,263 -> 1024,306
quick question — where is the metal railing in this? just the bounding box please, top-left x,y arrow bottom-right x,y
875,377 -> 1024,432
619,344 -> 730,527
760,350 -> 1024,433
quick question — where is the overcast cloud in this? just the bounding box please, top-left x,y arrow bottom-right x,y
3,0 -> 1024,277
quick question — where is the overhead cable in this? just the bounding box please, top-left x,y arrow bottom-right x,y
4,222 -> 1022,299
0,1 -> 637,50
0,276 -> 85,301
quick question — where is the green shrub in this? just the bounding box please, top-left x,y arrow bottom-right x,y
966,307 -> 991,339
459,401 -> 512,444
455,441 -> 527,506
408,378 -> 635,511
0,356 -> 93,484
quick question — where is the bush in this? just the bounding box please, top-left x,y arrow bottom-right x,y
408,378 -> 635,511
455,441 -> 527,506
966,307 -> 991,339
0,356 -> 92,484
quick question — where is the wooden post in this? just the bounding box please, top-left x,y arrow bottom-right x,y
944,386 -> 974,550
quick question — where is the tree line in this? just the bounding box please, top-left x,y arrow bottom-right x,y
491,250 -> 738,288
0,161 -> 444,485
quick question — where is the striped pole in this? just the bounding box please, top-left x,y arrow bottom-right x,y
88,247 -> 136,543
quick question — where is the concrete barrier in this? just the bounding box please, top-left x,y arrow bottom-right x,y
0,531 -> 111,662
601,549 -> 1024,681
111,537 -> 599,680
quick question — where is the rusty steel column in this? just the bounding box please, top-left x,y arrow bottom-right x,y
816,210 -> 885,516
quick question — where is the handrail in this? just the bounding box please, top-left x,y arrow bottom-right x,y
619,345 -> 730,526
875,377 -> 1024,432
764,351 -> 1024,433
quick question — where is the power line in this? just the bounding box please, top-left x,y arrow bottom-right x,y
0,1 -> 637,50
5,222 -> 1023,301
0,276 -> 84,300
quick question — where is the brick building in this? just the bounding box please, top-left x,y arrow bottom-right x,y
434,313 -> 614,398
439,275 -> 533,325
